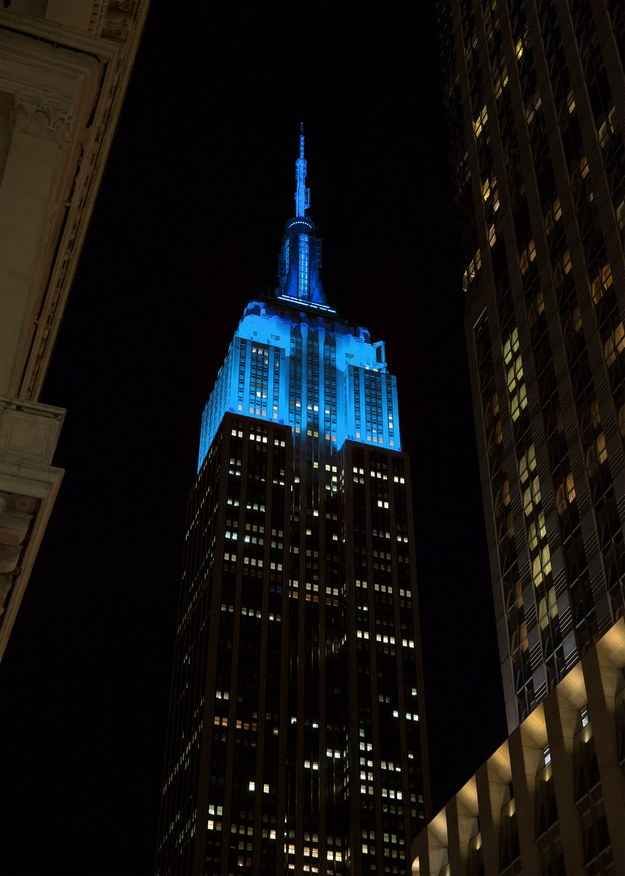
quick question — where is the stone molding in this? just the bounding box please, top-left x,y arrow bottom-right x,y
0,465 -> 63,660
0,397 -> 65,466
0,2 -> 149,401
13,91 -> 74,143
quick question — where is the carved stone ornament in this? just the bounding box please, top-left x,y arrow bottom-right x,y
14,93 -> 74,144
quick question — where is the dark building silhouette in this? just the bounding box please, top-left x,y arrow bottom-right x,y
440,0 -> 625,733
156,131 -> 427,875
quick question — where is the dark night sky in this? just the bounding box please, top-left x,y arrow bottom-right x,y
1,3 -> 506,874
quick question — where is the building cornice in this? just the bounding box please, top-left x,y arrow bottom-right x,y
0,1 -> 150,401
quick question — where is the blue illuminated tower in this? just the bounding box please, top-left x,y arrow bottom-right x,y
156,130 -> 427,876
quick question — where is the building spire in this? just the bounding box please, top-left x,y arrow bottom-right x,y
276,124 -> 328,308
294,121 -> 310,218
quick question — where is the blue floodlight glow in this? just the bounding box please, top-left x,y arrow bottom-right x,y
197,300 -> 401,469
196,128 -> 402,470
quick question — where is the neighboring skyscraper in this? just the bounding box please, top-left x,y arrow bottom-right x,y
156,130 -> 427,875
410,617 -> 625,876
440,0 -> 625,731
0,0 -> 148,658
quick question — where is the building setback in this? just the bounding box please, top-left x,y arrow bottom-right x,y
440,0 -> 625,731
411,617 -> 625,875
156,132 -> 428,875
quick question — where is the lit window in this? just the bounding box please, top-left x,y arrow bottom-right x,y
596,432 -> 608,465
519,444 -> 536,484
473,105 -> 488,138
566,90 -> 576,114
510,383 -> 528,421
562,250 -> 573,274
604,322 -> 625,366
532,544 -> 552,586
591,264 -> 613,304
528,512 -> 546,552
506,355 -> 524,393
503,328 -> 520,366
580,156 -> 590,179
543,745 -> 551,766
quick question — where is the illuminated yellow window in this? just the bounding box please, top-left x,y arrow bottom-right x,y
591,264 -> 613,304
523,476 -> 538,517
542,544 -> 552,576
517,387 -> 526,419
519,444 -> 536,484
604,322 -> 625,366
563,250 -> 573,274
511,383 -> 528,421
532,554 -> 542,586
596,432 -> 608,464
523,485 -> 533,516
529,511 -> 547,552
482,178 -> 492,201
580,156 -> 590,179
489,224 -> 497,247
529,519 -> 538,551
526,95 -> 542,124
598,120 -> 610,148
503,328 -> 520,366
473,105 -> 488,138
566,472 -> 576,504
519,454 -> 529,485
539,587 -> 558,627
553,199 -> 562,221
495,65 -> 510,99
507,355 -> 524,393
566,90 -> 576,114
533,545 -> 552,587
515,38 -> 524,60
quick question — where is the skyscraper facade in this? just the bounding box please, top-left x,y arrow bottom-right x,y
156,131 -> 427,875
441,0 -> 625,732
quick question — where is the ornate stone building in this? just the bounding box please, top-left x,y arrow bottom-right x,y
0,0 -> 148,657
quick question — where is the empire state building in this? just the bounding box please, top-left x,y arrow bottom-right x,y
156,128 -> 428,876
